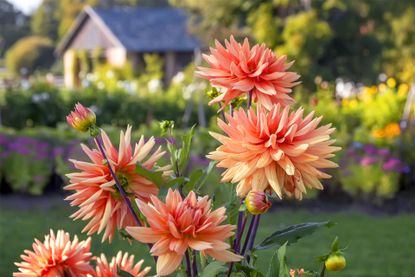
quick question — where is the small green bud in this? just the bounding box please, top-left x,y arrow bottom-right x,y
207,87 -> 220,99
160,120 -> 175,135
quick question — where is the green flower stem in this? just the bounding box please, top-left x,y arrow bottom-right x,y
320,263 -> 326,277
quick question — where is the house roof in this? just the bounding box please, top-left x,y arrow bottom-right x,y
56,6 -> 200,55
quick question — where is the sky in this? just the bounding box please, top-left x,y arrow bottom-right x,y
8,0 -> 42,14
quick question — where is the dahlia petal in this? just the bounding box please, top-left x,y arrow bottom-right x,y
204,249 -> 242,262
156,252 -> 183,276
188,240 -> 213,251
126,227 -> 162,243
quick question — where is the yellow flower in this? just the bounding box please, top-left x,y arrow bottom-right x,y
349,99 -> 358,109
378,83 -> 387,92
386,77 -> 396,89
342,99 -> 349,107
384,123 -> 400,138
397,83 -> 409,97
372,129 -> 385,139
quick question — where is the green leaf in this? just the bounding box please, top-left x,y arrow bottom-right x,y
118,229 -> 133,240
194,161 -> 218,193
117,268 -> 134,277
266,242 -> 290,277
166,176 -> 185,188
300,272 -> 319,277
200,261 -> 227,277
331,236 -> 339,252
277,243 -> 290,277
184,168 -> 203,193
255,221 -> 335,250
178,125 -> 195,173
266,248 -> 279,277
135,163 -> 165,187
236,264 -> 265,277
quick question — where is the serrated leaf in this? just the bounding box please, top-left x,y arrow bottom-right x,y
184,169 -> 203,193
178,125 -> 195,173
117,268 -> 134,277
135,164 -> 165,187
200,261 -> 227,277
255,221 -> 335,251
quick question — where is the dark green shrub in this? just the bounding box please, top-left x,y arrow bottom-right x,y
5,36 -> 54,75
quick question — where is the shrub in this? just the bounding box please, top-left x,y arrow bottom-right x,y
5,36 -> 54,75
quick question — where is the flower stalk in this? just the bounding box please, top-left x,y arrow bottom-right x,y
94,136 -> 142,227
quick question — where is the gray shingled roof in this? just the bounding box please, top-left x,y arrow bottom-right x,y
92,7 -> 200,52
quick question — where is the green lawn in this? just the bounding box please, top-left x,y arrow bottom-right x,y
1,204 -> 414,276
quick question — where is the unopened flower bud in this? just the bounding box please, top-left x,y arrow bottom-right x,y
66,103 -> 96,133
160,120 -> 175,133
245,191 -> 271,215
325,255 -> 346,271
207,87 -> 220,99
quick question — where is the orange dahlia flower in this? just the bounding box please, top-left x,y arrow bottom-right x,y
126,189 -> 242,276
65,126 -> 170,242
14,230 -> 93,277
196,36 -> 300,110
90,252 -> 150,277
207,105 -> 340,199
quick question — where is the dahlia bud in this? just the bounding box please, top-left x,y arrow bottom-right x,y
325,254 -> 346,271
66,103 -> 96,133
207,87 -> 220,99
159,120 -> 175,135
245,191 -> 271,215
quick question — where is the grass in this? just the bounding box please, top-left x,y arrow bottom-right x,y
1,204 -> 414,277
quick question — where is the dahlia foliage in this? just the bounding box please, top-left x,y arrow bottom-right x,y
15,36 -> 346,277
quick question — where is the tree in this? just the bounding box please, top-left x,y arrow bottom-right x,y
31,0 -> 60,42
5,36 -> 54,75
0,0 -> 30,57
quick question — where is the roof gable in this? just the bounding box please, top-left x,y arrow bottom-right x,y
57,6 -> 200,54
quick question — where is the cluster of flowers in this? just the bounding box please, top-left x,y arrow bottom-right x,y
343,143 -> 409,174
14,36 -> 340,276
14,230 -> 150,277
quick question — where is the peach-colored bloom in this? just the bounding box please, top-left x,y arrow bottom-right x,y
14,230 -> 92,277
66,103 -> 96,132
207,105 -> 340,199
90,251 -> 150,277
196,36 -> 300,110
290,268 -> 305,276
245,191 -> 271,215
65,126 -> 170,242
126,189 -> 242,276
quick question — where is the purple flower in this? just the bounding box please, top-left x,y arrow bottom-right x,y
383,158 -> 409,173
360,156 -> 378,166
377,148 -> 390,156
363,144 -> 378,155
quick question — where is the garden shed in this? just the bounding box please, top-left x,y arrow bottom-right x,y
56,6 -> 200,88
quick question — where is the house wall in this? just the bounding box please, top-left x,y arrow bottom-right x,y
70,18 -> 115,50
63,50 -> 78,88
106,48 -> 127,68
